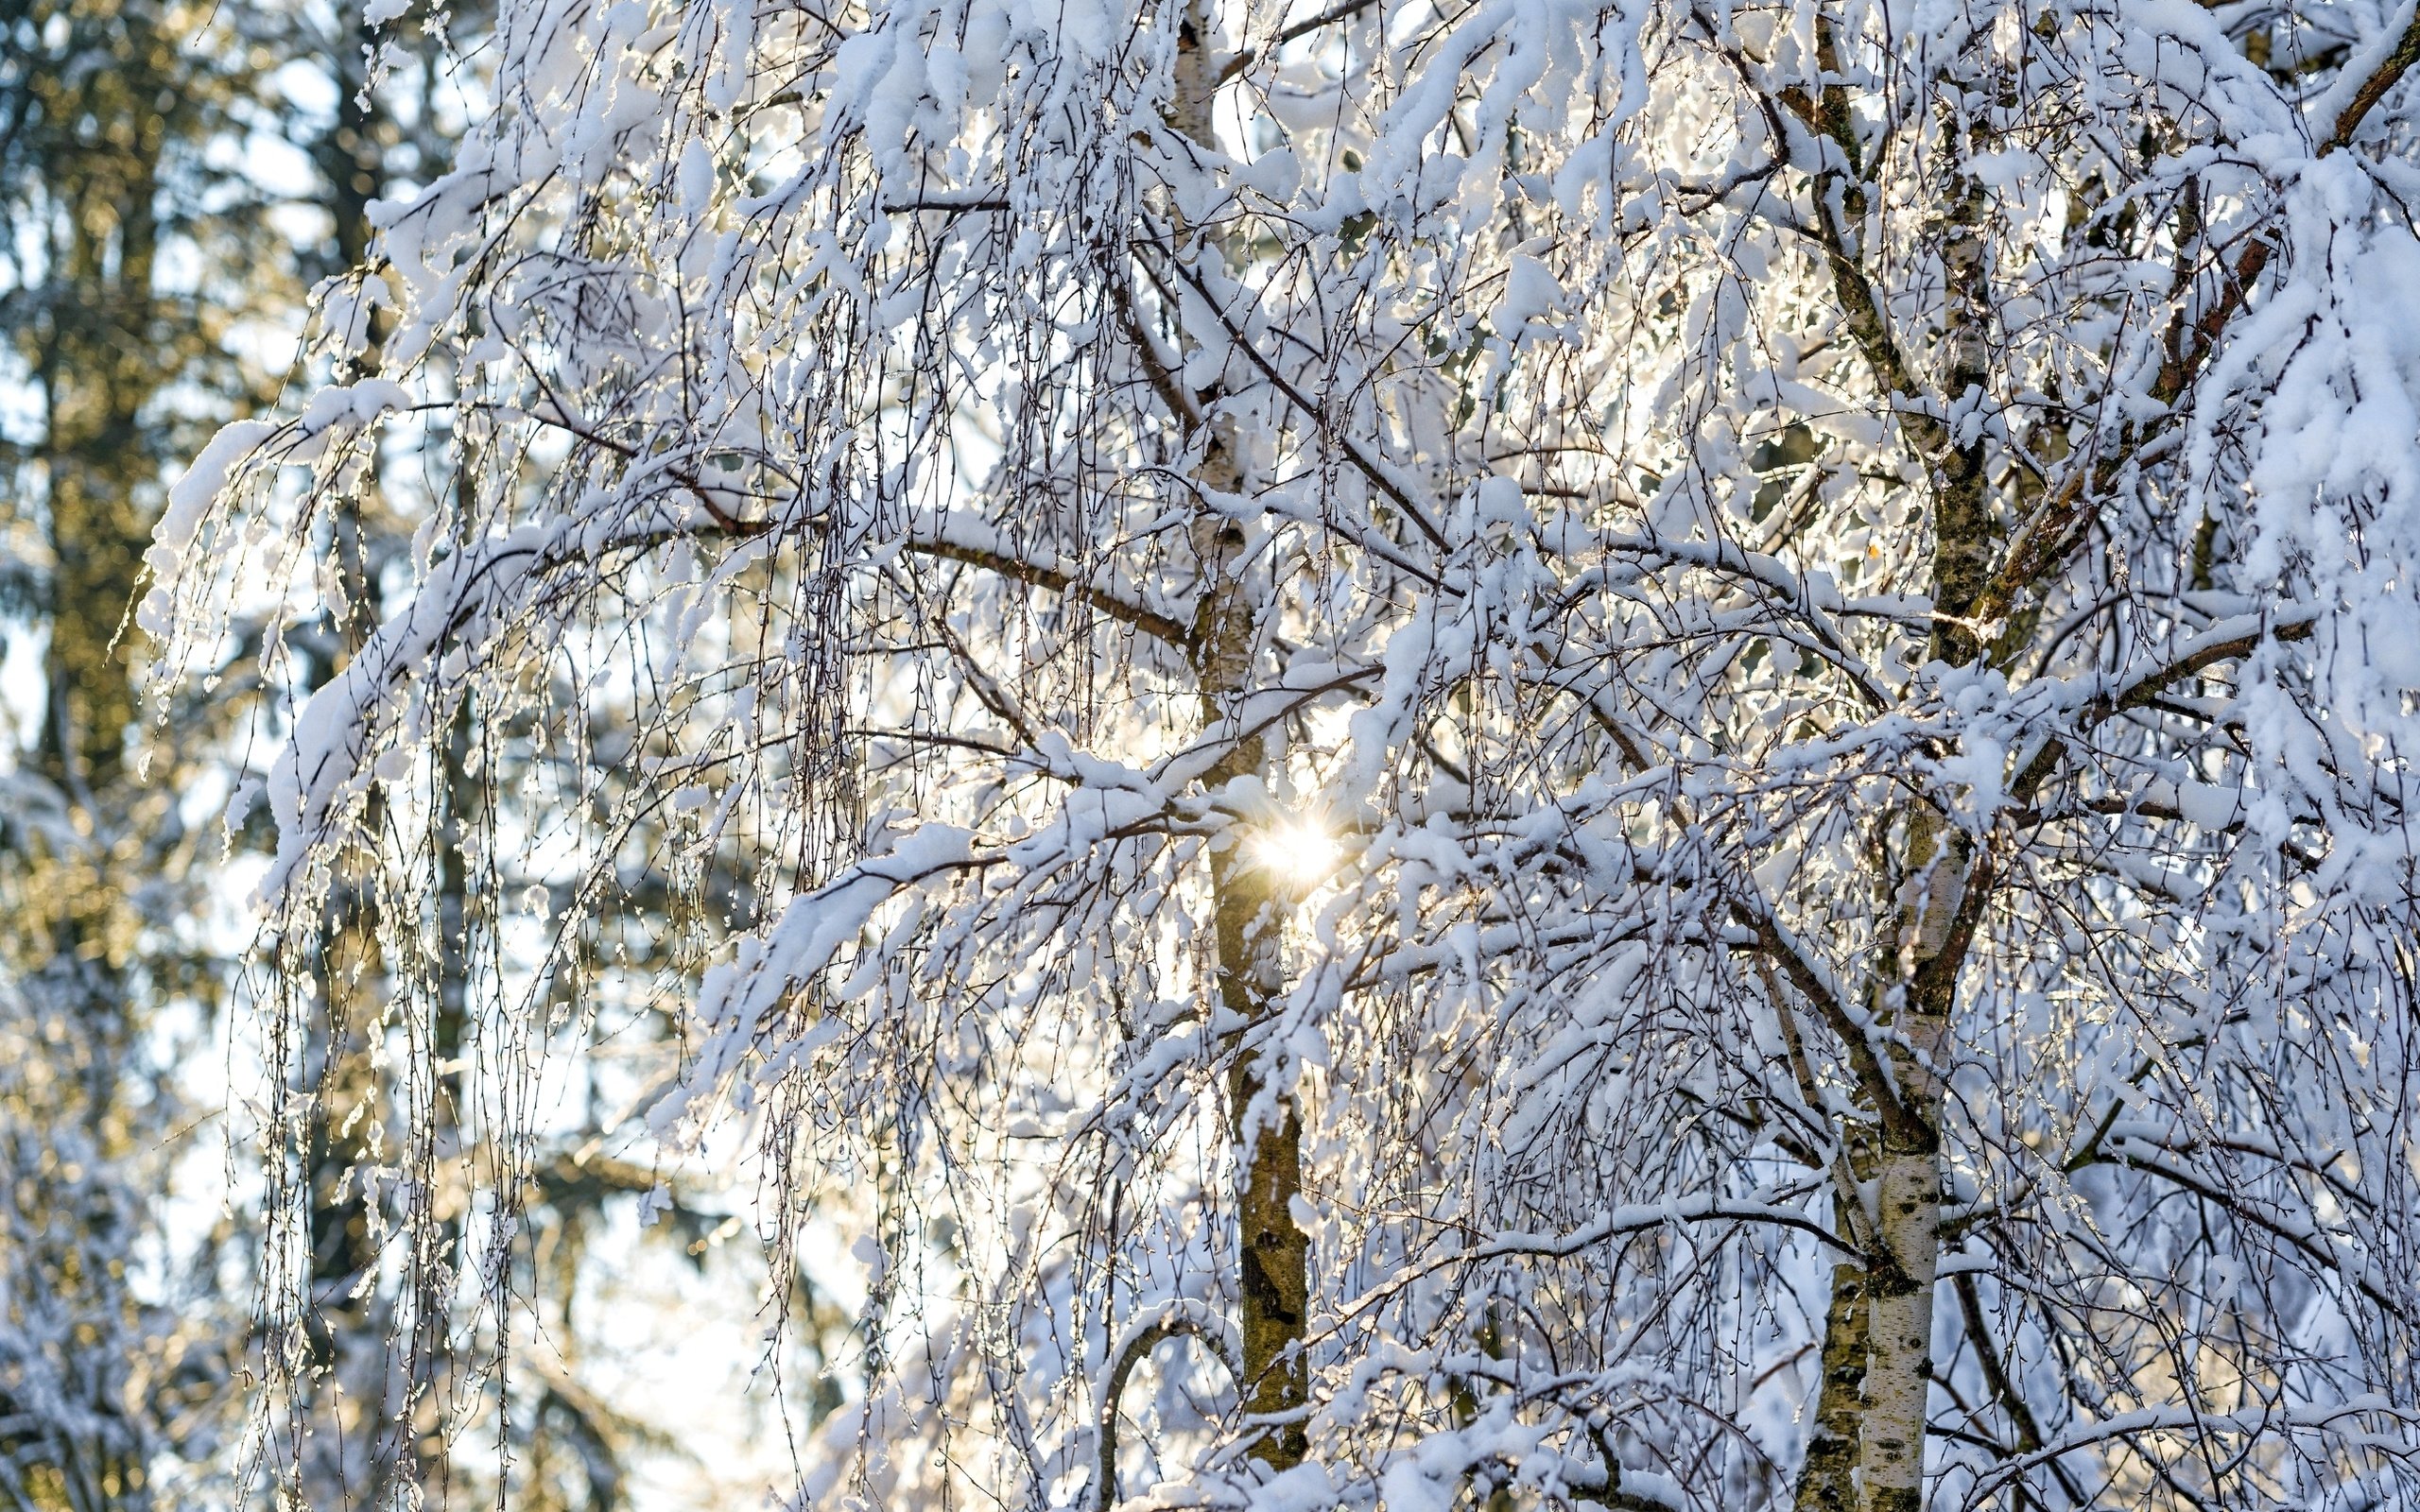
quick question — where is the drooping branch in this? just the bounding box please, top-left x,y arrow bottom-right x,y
908,512 -> 1196,647
1095,1302 -> 1240,1510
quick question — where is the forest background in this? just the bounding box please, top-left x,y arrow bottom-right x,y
0,3 -> 835,1507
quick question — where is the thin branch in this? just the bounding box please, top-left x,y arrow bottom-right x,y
1216,0 -> 1384,86
908,519 -> 1195,647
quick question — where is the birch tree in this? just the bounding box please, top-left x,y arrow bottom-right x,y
152,0 -> 2420,1507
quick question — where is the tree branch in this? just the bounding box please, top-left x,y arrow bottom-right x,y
1096,1305 -> 1239,1509
908,515 -> 1195,646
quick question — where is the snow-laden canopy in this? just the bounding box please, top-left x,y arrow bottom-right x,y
153,0 -> 2420,1506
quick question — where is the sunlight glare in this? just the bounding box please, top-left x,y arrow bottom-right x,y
1251,819 -> 1342,890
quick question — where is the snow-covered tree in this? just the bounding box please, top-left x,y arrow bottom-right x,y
153,0 -> 2420,1506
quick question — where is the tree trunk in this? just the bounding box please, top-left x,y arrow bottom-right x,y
16,55 -> 171,1512
1190,367 -> 1310,1472
1197,483 -> 1310,1459
1796,1262 -> 1868,1512
1793,108 -> 1998,1512
1164,0 -> 1310,1471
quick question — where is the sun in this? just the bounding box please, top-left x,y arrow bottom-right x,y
1249,818 -> 1343,890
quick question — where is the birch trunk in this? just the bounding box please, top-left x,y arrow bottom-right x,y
1169,0 -> 1311,1472
1792,88 -> 1998,1512
1795,1263 -> 1868,1512
1194,468 -> 1310,1461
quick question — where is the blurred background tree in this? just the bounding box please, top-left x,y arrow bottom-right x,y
0,0 -> 282,1502
0,2 -> 843,1506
